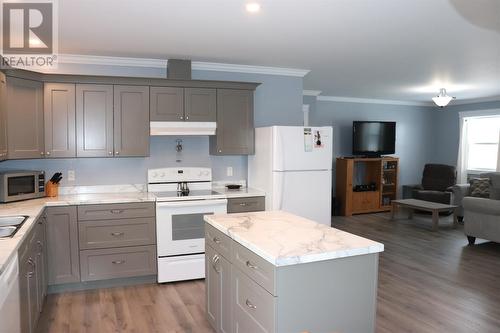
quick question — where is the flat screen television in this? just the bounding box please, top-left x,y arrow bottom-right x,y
352,121 -> 396,156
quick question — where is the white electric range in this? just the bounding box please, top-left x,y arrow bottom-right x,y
148,167 -> 227,283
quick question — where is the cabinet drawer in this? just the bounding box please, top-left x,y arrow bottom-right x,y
79,217 -> 156,250
80,245 -> 156,281
233,267 -> 276,333
227,197 -> 265,213
77,203 -> 155,221
232,241 -> 276,296
205,223 -> 232,260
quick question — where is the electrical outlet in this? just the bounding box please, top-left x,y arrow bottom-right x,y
226,167 -> 233,177
67,170 -> 75,182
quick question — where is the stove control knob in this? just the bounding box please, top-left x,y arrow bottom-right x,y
204,171 -> 210,176
160,172 -> 165,178
152,172 -> 158,178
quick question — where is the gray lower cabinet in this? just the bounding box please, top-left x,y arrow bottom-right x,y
205,221 -> 379,332
44,83 -> 76,158
79,245 -> 156,282
6,77 -> 44,159
0,72 -> 7,161
184,88 -> 216,122
210,89 -> 254,155
113,85 -> 150,157
45,206 -> 81,285
227,196 -> 265,214
19,215 -> 47,333
150,86 -> 184,121
206,244 -> 232,333
76,84 -> 114,157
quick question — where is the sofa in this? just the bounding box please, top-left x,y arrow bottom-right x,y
453,172 -> 500,245
407,164 -> 457,205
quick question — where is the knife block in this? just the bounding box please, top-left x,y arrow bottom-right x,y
46,181 -> 59,197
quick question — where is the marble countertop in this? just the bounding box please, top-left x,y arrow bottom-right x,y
0,192 -> 155,275
213,187 -> 265,198
204,211 -> 384,267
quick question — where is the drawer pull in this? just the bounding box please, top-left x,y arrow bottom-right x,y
111,232 -> 125,237
110,209 -> 124,214
245,299 -> 257,309
239,203 -> 248,206
112,260 -> 126,265
246,260 -> 258,269
212,237 -> 221,244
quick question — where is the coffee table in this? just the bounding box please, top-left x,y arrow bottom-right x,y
391,199 -> 459,231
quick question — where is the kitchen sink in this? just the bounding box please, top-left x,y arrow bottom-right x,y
0,216 -> 28,238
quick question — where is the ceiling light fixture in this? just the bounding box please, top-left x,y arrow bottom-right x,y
432,88 -> 455,108
245,2 -> 261,13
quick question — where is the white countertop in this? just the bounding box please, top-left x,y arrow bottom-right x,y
204,211 -> 384,267
213,187 -> 265,198
0,192 -> 155,275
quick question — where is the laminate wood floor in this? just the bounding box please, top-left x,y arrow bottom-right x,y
37,213 -> 500,333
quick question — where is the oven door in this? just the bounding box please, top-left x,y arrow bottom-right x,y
156,198 -> 227,257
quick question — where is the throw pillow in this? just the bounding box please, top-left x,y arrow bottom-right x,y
469,178 -> 490,198
490,187 -> 500,200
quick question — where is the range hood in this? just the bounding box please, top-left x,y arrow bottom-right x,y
150,121 -> 217,136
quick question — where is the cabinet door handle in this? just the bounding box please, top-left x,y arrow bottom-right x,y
185,116 -> 189,120
212,254 -> 220,273
37,240 -> 43,251
245,299 -> 257,309
180,116 -> 184,120
112,260 -> 125,265
246,260 -> 258,269
40,152 -> 45,156
115,151 -> 119,155
46,151 -> 51,156
110,209 -> 124,214
108,151 -> 113,155
212,237 -> 221,244
110,232 -> 124,237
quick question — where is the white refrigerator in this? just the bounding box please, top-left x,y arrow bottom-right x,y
248,126 -> 333,226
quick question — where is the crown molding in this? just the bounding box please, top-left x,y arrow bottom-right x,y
450,95 -> 500,106
317,95 -> 432,107
303,90 -> 322,96
57,54 -> 309,77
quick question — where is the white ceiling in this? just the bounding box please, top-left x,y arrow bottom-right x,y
58,0 -> 500,103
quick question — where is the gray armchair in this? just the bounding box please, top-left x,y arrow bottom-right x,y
406,164 -> 457,205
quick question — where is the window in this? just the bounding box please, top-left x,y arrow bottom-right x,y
464,115 -> 500,172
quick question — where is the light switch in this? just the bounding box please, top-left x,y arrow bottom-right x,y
68,170 -> 75,182
226,167 -> 233,177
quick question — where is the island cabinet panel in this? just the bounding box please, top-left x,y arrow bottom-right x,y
76,84 -> 114,157
184,88 -> 216,122
210,89 -> 254,155
150,86 -> 184,121
0,72 -> 7,160
45,206 -> 81,285
205,244 -> 232,333
113,85 -> 150,157
44,83 -> 76,158
6,77 -> 44,159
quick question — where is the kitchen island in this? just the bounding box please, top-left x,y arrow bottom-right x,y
204,211 -> 384,333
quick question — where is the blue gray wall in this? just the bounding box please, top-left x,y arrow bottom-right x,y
432,101 -> 500,166
0,64 -> 304,186
305,97 -> 436,194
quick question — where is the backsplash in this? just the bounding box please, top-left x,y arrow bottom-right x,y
0,136 -> 247,186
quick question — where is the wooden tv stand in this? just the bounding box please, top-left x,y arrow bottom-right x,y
336,157 -> 399,216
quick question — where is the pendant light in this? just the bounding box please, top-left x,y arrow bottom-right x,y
432,88 -> 455,108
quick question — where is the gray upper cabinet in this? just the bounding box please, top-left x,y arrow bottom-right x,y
44,83 -> 76,158
0,72 -> 7,161
150,86 -> 183,121
6,77 -> 44,159
113,85 -> 150,157
210,89 -> 254,155
76,84 -> 114,157
45,206 -> 80,285
184,88 -> 216,122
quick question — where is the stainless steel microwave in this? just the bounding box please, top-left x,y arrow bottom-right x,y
0,170 -> 46,203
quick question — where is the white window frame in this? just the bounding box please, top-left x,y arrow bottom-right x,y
459,109 -> 500,175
